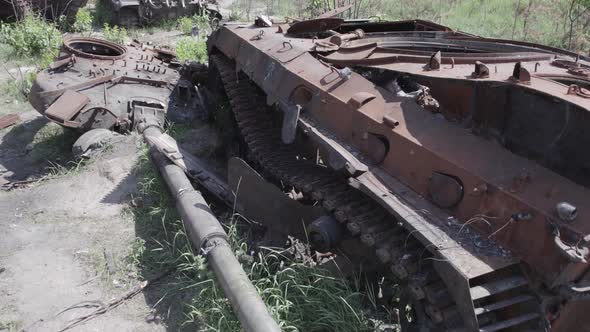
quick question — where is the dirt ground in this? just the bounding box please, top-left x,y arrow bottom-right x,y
0,30 -> 217,332
0,129 -> 167,332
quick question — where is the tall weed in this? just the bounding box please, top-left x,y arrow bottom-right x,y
102,23 -> 128,44
72,8 -> 93,33
175,37 -> 207,63
0,15 -> 62,67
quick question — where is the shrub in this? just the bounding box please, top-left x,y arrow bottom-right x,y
178,16 -> 194,35
175,37 -> 207,63
0,14 -> 62,67
2,70 -> 36,101
102,23 -> 128,44
177,14 -> 211,36
72,8 -> 93,33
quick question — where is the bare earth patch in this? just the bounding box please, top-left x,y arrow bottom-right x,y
0,134 -> 168,332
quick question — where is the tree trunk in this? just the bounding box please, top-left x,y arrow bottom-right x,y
512,0 -> 522,40
522,0 -> 534,40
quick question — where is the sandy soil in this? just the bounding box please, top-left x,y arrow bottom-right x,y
0,132 -> 171,332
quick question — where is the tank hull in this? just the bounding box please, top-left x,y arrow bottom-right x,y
207,19 -> 590,332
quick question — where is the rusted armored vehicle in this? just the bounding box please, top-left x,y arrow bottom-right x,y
103,0 -> 221,26
28,37 -> 203,133
206,18 -> 590,331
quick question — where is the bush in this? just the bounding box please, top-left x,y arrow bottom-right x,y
177,14 -> 211,35
0,14 -> 62,67
102,23 -> 128,44
72,8 -> 93,33
178,16 -> 194,35
175,37 -> 207,63
2,70 -> 36,101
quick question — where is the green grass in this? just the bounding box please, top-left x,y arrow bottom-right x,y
1,70 -> 36,104
175,37 -> 208,63
177,14 -> 211,35
102,23 -> 128,44
72,8 -> 93,34
373,0 -> 590,51
124,147 -> 379,331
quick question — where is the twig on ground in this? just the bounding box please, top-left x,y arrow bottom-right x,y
55,269 -> 173,332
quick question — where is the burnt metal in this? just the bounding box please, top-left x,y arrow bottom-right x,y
556,202 -> 578,222
567,84 -> 590,98
227,157 -> 325,239
317,4 -> 353,19
281,103 -> 301,144
0,114 -> 19,130
510,61 -> 532,83
427,51 -> 441,70
472,61 -> 490,78
427,172 -> 464,208
287,18 -> 344,34
30,36 -> 199,132
63,37 -> 127,60
308,216 -> 344,252
207,16 -> 590,331
44,90 -> 90,128
145,131 -> 232,206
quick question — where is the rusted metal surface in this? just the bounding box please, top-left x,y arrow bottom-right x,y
44,90 -> 90,127
0,114 -> 19,130
228,157 -> 325,239
208,17 -> 590,331
317,4 -> 354,19
287,18 -> 344,34
145,131 -> 233,206
30,37 -> 198,132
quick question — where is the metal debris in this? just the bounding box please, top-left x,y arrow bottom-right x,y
0,113 -> 18,130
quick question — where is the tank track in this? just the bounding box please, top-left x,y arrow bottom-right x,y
211,54 -> 465,331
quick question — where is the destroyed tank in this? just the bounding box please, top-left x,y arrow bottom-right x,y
28,37 -> 205,134
206,18 -> 590,332
103,0 -> 221,26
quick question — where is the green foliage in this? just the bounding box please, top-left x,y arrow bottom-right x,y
175,37 -> 207,63
73,8 -> 93,33
0,14 -> 62,67
226,0 -> 590,51
178,14 -> 211,35
183,245 -> 374,331
2,70 -> 36,102
178,16 -> 195,35
102,23 -> 128,44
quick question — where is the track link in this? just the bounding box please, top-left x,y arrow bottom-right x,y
211,54 -> 463,330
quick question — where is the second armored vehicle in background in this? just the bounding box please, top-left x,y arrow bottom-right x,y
104,0 -> 221,26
